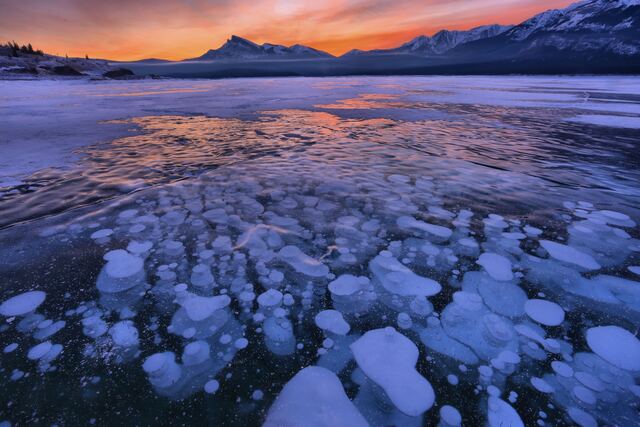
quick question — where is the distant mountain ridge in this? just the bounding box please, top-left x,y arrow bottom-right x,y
191,35 -> 333,60
451,0 -> 640,58
152,0 -> 640,63
343,24 -> 513,57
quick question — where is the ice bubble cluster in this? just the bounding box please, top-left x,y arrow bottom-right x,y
4,160 -> 640,426
370,251 -> 441,298
315,310 -> 350,335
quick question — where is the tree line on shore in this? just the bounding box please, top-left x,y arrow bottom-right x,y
2,41 -> 45,56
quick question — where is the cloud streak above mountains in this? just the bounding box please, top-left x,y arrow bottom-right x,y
0,0 -> 574,60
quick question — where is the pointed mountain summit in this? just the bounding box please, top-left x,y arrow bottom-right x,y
192,35 -> 333,60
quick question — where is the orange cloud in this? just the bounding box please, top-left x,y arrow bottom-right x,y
0,0 -> 576,60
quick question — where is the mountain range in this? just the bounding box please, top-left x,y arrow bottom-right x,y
449,0 -> 639,60
343,24 -> 513,57
191,35 -> 334,60
120,0 -> 640,76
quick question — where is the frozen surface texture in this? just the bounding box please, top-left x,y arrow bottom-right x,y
0,76 -> 639,426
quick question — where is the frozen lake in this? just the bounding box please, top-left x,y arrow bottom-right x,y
0,76 -> 639,426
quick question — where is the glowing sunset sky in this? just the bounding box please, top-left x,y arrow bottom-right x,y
0,0 -> 575,60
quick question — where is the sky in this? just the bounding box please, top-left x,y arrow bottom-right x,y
0,0 -> 576,60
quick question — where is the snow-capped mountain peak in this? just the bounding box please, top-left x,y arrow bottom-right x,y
472,0 -> 640,57
194,36 -> 333,60
506,0 -> 640,41
396,24 -> 513,55
212,35 -> 263,56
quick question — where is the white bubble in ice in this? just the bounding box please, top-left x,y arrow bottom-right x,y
477,253 -> 513,281
264,366 -> 367,427
586,325 -> 640,371
350,327 -> 435,416
234,338 -> 249,349
0,291 -> 46,317
204,380 -> 220,394
524,299 -> 565,326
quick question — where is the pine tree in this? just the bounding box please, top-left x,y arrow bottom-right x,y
9,41 -> 18,56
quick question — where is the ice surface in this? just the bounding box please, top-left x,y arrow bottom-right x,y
1,76 -> 640,425
0,291 -> 46,316
524,299 -> 565,326
586,326 -> 640,371
567,114 -> 640,129
462,272 -> 526,318
440,291 -> 518,361
351,327 -> 435,416
264,366 -> 368,427
420,317 -> 480,365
